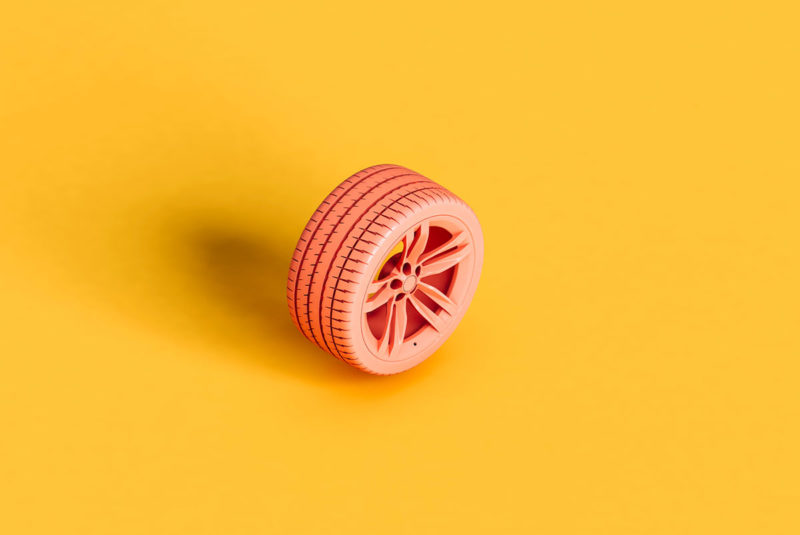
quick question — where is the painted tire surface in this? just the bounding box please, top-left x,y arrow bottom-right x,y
287,164 -> 484,375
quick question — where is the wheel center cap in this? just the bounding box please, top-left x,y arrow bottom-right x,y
402,275 -> 417,293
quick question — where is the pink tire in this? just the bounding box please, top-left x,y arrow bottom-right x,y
287,164 -> 484,375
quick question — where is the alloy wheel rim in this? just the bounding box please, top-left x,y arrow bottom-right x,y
362,216 -> 475,361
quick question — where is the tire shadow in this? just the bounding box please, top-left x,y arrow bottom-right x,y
181,222 -> 373,382
190,227 -> 298,344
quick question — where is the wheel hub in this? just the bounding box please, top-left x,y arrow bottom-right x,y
402,275 -> 418,293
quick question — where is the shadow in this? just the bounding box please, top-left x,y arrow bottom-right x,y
191,228 -> 296,341
180,222 -> 388,385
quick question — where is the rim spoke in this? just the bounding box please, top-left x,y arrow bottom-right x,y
404,221 -> 429,264
367,278 -> 385,295
409,294 -> 445,332
419,231 -> 468,264
415,282 -> 456,315
389,300 -> 407,355
365,281 -> 394,312
376,301 -> 394,354
421,243 -> 470,276
369,277 -> 396,294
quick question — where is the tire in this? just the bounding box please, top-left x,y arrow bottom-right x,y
287,164 -> 484,375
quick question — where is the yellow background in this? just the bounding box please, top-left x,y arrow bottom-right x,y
1,1 -> 798,533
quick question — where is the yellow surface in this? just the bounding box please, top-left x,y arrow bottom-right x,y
1,2 -> 798,533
